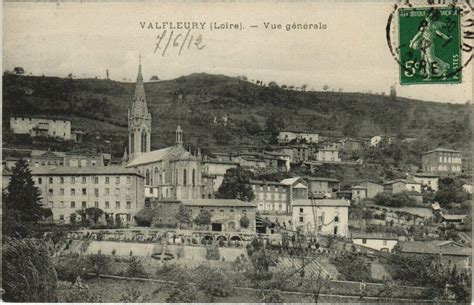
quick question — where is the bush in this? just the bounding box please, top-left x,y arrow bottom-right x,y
126,256 -> 147,277
2,238 -> 58,302
240,215 -> 251,228
166,278 -> 199,302
86,253 -> 112,277
374,191 -> 416,207
194,265 -> 233,297
206,245 -> 221,260
54,257 -> 88,282
331,254 -> 372,282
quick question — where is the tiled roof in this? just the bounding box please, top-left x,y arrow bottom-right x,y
422,148 -> 461,154
280,177 -> 302,185
441,214 -> 467,221
204,159 -> 238,165
351,232 -> 398,240
180,199 -> 256,208
293,199 -> 350,207
303,176 -> 340,182
14,166 -> 142,176
127,146 -> 184,167
249,179 -> 283,186
398,241 -> 471,256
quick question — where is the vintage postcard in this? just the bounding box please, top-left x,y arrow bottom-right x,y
2,0 -> 473,303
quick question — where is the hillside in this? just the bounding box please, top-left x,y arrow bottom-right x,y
2,73 -> 471,159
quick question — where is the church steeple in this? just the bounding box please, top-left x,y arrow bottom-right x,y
128,56 -> 152,161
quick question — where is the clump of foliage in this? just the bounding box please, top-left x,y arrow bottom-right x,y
373,191 -> 417,208
126,256 -> 147,277
2,237 -> 58,302
86,253 -> 112,278
194,210 -> 212,229
205,245 -> 221,260
166,277 -> 199,302
194,265 -> 233,297
434,177 -> 470,208
216,167 -> 255,201
331,253 -> 372,282
239,214 -> 251,228
175,204 -> 192,228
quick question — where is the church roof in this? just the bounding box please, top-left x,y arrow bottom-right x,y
130,61 -> 149,118
127,145 -> 196,167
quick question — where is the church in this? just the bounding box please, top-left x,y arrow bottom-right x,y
125,61 -> 203,200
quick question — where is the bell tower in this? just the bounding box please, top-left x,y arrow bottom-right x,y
128,56 -> 152,161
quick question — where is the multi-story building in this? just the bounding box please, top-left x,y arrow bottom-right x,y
383,179 -> 421,194
202,159 -> 238,192
410,173 -> 439,191
303,176 -> 340,198
292,199 -> 350,237
351,181 -> 384,201
10,116 -> 72,140
2,166 -> 144,224
277,130 -> 319,144
249,179 -> 289,213
316,148 -> 341,162
421,148 -> 462,175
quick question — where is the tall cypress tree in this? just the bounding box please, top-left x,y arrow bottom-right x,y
4,159 -> 44,224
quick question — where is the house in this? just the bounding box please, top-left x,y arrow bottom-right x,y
351,181 -> 384,201
263,151 -> 291,171
303,176 -> 340,198
249,180 -> 289,213
396,240 -> 472,269
292,199 -> 350,237
384,178 -> 421,194
441,214 -> 468,225
202,159 -> 238,192
10,116 -> 72,140
277,130 -> 319,144
2,166 -> 145,224
280,177 -> 309,203
421,148 -> 462,175
351,232 -> 398,252
316,148 -> 341,163
462,183 -> 472,194
351,185 -> 367,202
339,137 -> 365,151
336,190 -> 352,200
270,145 -> 317,163
370,135 -> 394,147
410,173 -> 439,191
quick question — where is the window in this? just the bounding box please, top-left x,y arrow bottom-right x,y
335,216 -> 339,222
71,201 -> 76,208
183,169 -> 187,186
126,201 -> 131,209
105,177 -> 110,184
94,201 -> 99,208
105,188 -> 110,195
49,189 -> 54,195
82,201 -> 87,208
115,177 -> 120,184
91,161 -> 97,167
49,201 -> 54,208
71,177 -> 76,184
95,189 -> 99,197
126,188 -> 131,195
48,177 -> 53,184
38,177 -> 42,184
126,214 -> 131,222
82,188 -> 87,195
115,188 -> 120,195
192,169 -> 196,186
60,188 -> 65,195
299,216 -> 304,222
94,177 -> 99,184
59,215 -> 64,221
60,201 -> 64,208
383,240 -> 388,246
60,177 -> 64,184
362,238 -> 367,244
127,176 -> 131,184
81,177 -> 86,184
146,169 -> 150,185
105,201 -> 110,209
299,208 -> 304,213
116,201 -> 120,209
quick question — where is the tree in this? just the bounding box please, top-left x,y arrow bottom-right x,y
13,66 -> 25,75
85,207 -> 104,224
265,114 -> 286,138
216,167 -> 255,202
434,177 -> 469,207
2,238 -> 58,302
176,204 -> 192,228
166,278 -> 198,302
194,210 -> 212,229
86,253 -> 111,278
268,81 -> 279,88
194,265 -> 233,297
126,256 -> 146,277
3,159 -> 47,237
149,75 -> 160,81
240,215 -> 250,228
323,85 -> 329,91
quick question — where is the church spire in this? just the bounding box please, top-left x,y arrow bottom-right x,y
133,55 -> 147,106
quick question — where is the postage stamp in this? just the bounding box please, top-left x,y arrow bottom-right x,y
398,7 -> 462,85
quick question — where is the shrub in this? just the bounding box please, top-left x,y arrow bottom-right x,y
331,254 -> 372,282
166,278 -> 199,302
54,257 -> 88,282
126,256 -> 147,278
86,253 -> 112,278
194,265 -> 233,297
240,215 -> 251,228
2,238 -> 58,302
206,245 -> 221,260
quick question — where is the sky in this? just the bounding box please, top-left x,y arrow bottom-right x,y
3,1 -> 472,104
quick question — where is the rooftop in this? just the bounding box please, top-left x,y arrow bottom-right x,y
422,148 -> 461,154
249,179 -> 284,186
441,214 -> 468,221
303,176 -> 340,182
180,199 -> 257,208
397,241 -> 471,256
351,232 -> 398,240
4,166 -> 143,176
293,199 -> 350,207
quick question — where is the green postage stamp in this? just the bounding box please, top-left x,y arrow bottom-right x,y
398,7 -> 461,85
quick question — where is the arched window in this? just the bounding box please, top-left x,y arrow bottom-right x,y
154,167 -> 160,185
162,170 -> 166,184
130,133 -> 134,154
192,169 -> 196,186
175,169 -> 178,185
183,169 -> 187,186
141,131 -> 147,152
145,169 -> 150,185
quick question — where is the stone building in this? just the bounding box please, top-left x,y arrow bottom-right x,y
125,61 -> 203,201
304,176 -> 340,198
249,179 -> 289,213
10,116 -> 72,140
421,148 -> 462,175
292,199 -> 350,237
277,130 -> 319,144
3,166 -> 144,224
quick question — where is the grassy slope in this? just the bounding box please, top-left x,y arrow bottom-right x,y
2,73 -> 471,156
